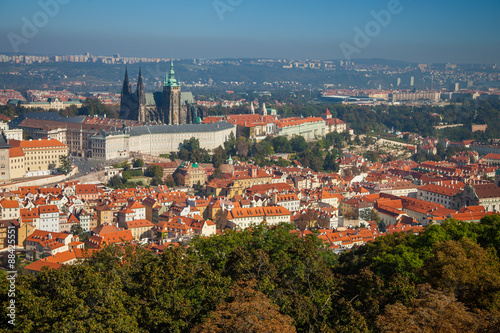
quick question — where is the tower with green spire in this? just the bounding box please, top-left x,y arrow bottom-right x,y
162,60 -> 182,124
164,61 -> 180,88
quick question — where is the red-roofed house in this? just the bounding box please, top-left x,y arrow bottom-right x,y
121,219 -> 154,240
325,118 -> 347,134
227,206 -> 290,230
127,200 -> 146,220
39,205 -> 59,233
152,216 -> 194,240
0,198 -> 20,220
270,193 -> 300,212
482,153 -> 500,166
95,204 -> 113,226
59,213 -> 80,233
25,261 -> 63,276
386,222 -> 425,235
25,230 -> 77,260
399,197 -> 457,226
186,217 -> 216,237
417,182 -> 465,210
75,184 -> 99,201
86,229 -> 134,249
118,208 -> 136,227
27,248 -> 96,272
459,183 -> 500,213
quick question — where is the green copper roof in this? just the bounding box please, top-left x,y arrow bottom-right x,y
164,60 -> 180,87
496,167 -> 500,175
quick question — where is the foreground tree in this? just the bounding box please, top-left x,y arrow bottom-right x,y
3,215 -> 500,332
214,209 -> 229,230
377,285 -> 480,333
193,282 -> 296,333
424,238 -> 500,310
295,210 -> 319,231
10,265 -> 141,332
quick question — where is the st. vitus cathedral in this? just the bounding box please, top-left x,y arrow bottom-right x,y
119,61 -> 199,124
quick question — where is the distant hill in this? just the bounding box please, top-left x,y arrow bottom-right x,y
347,57 -> 416,67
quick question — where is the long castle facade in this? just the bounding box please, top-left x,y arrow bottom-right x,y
119,61 -> 200,124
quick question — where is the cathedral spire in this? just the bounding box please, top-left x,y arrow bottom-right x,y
164,60 -> 180,87
137,67 -> 143,86
137,67 -> 146,104
122,66 -> 131,96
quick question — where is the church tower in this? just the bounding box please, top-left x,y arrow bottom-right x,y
119,67 -> 133,119
262,103 -> 267,116
162,61 -> 182,125
136,67 -> 147,122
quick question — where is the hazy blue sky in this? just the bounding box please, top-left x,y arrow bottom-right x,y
1,0 -> 499,63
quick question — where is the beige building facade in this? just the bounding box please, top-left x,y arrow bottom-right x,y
9,138 -> 69,173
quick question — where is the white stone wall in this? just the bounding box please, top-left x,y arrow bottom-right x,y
93,125 -> 235,160
277,120 -> 326,141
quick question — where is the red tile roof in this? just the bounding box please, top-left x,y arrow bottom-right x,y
125,219 -> 154,229
0,199 -> 19,209
9,147 -> 24,158
9,138 -> 67,149
25,260 -> 63,272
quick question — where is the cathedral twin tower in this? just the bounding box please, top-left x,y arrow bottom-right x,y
119,61 -> 196,125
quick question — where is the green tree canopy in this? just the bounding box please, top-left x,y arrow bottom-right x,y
3,216 -> 500,332
79,97 -> 107,116
290,135 -> 309,153
211,147 -> 227,168
145,165 -> 163,179
132,159 -> 144,168
271,136 -> 292,153
56,155 -> 72,175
